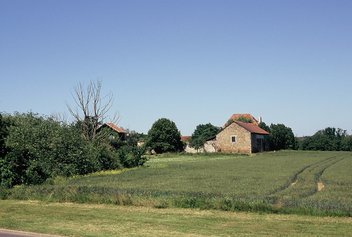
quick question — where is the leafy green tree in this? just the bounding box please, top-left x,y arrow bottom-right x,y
54,124 -> 102,176
301,127 -> 348,151
1,113 -> 56,186
146,118 -> 183,154
190,123 -> 220,149
301,134 -> 326,151
259,122 -> 270,133
341,135 -> 352,151
269,124 -> 296,150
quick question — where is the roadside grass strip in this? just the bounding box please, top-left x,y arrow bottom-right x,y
1,200 -> 352,237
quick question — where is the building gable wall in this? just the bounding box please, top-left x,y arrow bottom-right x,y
215,122 -> 252,154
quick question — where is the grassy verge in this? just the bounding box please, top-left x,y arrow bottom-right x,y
1,200 -> 352,237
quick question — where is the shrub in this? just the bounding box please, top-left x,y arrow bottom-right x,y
118,146 -> 147,168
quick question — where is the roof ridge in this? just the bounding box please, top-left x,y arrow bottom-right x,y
103,122 -> 127,133
234,121 -> 269,135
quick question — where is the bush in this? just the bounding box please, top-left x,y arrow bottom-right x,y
97,144 -> 122,170
118,146 -> 147,168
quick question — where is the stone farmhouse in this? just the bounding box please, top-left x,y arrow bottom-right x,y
215,116 -> 269,153
185,114 -> 270,154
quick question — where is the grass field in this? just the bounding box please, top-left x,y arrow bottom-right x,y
1,200 -> 352,237
3,151 -> 352,216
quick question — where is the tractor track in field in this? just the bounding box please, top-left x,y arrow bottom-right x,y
268,156 -> 337,196
269,156 -> 346,207
313,156 -> 346,193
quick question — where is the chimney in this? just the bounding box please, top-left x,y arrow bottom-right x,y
258,116 -> 263,123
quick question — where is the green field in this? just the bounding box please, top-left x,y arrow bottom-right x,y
4,151 -> 352,216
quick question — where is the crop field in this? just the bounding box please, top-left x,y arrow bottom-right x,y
3,151 -> 352,216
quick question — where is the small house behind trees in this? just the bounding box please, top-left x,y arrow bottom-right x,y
98,122 -> 127,141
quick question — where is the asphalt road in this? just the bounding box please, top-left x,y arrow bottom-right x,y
0,229 -> 63,237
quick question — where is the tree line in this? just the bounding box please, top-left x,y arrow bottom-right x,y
145,118 -> 298,152
259,123 -> 352,151
171,119 -> 352,152
298,127 -> 352,151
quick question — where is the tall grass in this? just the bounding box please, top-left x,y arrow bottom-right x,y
3,151 -> 352,216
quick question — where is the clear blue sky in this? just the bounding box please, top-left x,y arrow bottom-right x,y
1,0 -> 351,136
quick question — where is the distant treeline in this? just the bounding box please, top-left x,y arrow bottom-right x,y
259,122 -> 352,152
0,112 -> 146,188
297,127 -> 352,151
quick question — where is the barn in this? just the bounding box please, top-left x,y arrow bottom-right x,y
215,117 -> 270,154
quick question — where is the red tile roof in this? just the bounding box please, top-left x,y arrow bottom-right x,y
235,121 -> 269,135
181,136 -> 191,142
228,114 -> 259,125
104,122 -> 127,134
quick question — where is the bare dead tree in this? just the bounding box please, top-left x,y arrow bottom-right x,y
51,112 -> 69,124
67,81 -> 116,140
